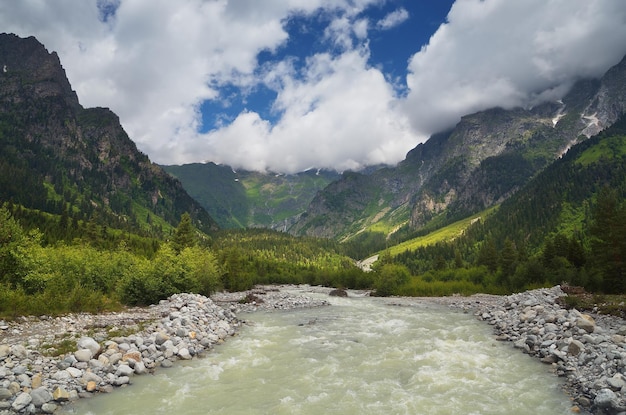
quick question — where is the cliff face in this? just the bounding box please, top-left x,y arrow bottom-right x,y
0,33 -> 217,233
0,34 -> 79,108
291,53 -> 626,240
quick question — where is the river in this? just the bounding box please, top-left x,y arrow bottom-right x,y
61,293 -> 577,414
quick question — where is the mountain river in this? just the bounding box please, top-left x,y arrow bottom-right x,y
62,293 -> 578,414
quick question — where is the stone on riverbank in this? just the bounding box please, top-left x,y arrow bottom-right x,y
448,286 -> 626,415
0,292 -> 242,414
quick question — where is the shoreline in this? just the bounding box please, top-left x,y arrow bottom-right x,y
1,285 -> 625,414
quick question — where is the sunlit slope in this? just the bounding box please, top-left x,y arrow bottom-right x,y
381,207 -> 497,257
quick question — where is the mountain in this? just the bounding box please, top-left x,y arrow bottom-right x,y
290,55 -> 626,241
0,33 -> 217,235
162,162 -> 340,230
386,112 -> 626,294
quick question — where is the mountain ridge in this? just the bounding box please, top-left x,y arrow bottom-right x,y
289,54 -> 626,241
0,33 -> 217,235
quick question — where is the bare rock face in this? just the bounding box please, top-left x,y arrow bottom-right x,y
0,33 -> 79,108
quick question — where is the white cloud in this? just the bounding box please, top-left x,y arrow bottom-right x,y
197,47 -> 416,173
376,7 -> 409,30
1,0 -> 626,173
404,0 -> 626,135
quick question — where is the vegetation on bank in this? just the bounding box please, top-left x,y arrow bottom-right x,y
0,207 -> 371,319
1,119 -> 626,318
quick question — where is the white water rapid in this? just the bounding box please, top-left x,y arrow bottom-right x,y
62,294 -> 577,414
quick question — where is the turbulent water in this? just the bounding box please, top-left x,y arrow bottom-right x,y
63,294 -> 577,415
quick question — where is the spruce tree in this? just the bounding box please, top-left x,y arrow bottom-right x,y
172,212 -> 197,253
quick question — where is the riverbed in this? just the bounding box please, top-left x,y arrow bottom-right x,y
61,293 -> 577,414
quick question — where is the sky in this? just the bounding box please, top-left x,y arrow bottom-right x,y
2,0 -> 626,173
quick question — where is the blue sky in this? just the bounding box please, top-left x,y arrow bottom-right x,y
2,0 -> 626,173
199,1 -> 455,132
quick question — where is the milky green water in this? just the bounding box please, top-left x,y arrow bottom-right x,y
62,295 -> 578,415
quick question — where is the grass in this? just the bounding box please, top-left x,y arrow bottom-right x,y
382,207 -> 497,257
576,135 -> 626,166
558,289 -> 626,317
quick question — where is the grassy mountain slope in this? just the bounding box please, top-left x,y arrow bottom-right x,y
162,163 -> 340,230
383,113 -> 626,294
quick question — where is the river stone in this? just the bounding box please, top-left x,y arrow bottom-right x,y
116,364 -> 134,377
607,374 -> 626,390
31,373 -> 43,389
134,361 -> 147,375
10,345 -> 27,359
0,388 -> 12,399
109,352 -> 123,365
53,370 -> 71,381
0,344 -> 10,358
74,348 -> 93,362
594,388 -> 618,408
11,392 -> 32,411
52,387 -> 70,402
568,339 -> 584,356
123,351 -> 142,363
41,402 -> 57,413
82,372 -> 103,385
30,387 -> 53,407
86,381 -> 97,392
155,332 -> 169,346
576,315 -> 595,333
66,367 -> 83,378
113,376 -> 130,386
8,382 -> 20,395
77,337 -> 101,356
178,348 -> 192,360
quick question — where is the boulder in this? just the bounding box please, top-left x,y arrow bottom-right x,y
594,388 -> 618,409
74,348 -> 93,362
329,288 -> 348,297
568,339 -> 585,356
576,315 -> 595,333
0,344 -> 10,358
0,388 -> 12,400
11,392 -> 32,411
52,387 -> 70,402
30,387 -> 53,407
77,336 -> 101,356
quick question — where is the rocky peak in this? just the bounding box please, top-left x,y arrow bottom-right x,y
581,55 -> 626,136
0,33 -> 79,109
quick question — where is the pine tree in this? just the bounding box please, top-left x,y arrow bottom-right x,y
172,212 -> 197,253
589,187 -> 626,293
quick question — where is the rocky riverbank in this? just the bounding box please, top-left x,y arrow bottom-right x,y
0,286 -> 330,414
0,293 -> 241,414
433,286 -> 626,415
3,285 -> 626,414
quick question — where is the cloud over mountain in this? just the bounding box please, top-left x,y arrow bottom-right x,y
2,0 -> 626,173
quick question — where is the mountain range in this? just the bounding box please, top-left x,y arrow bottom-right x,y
168,54 -> 626,244
2,32 -> 626,264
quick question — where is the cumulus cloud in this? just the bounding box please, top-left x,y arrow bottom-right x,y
198,47 -> 415,173
1,0 -> 626,173
404,0 -> 626,135
376,7 -> 409,30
